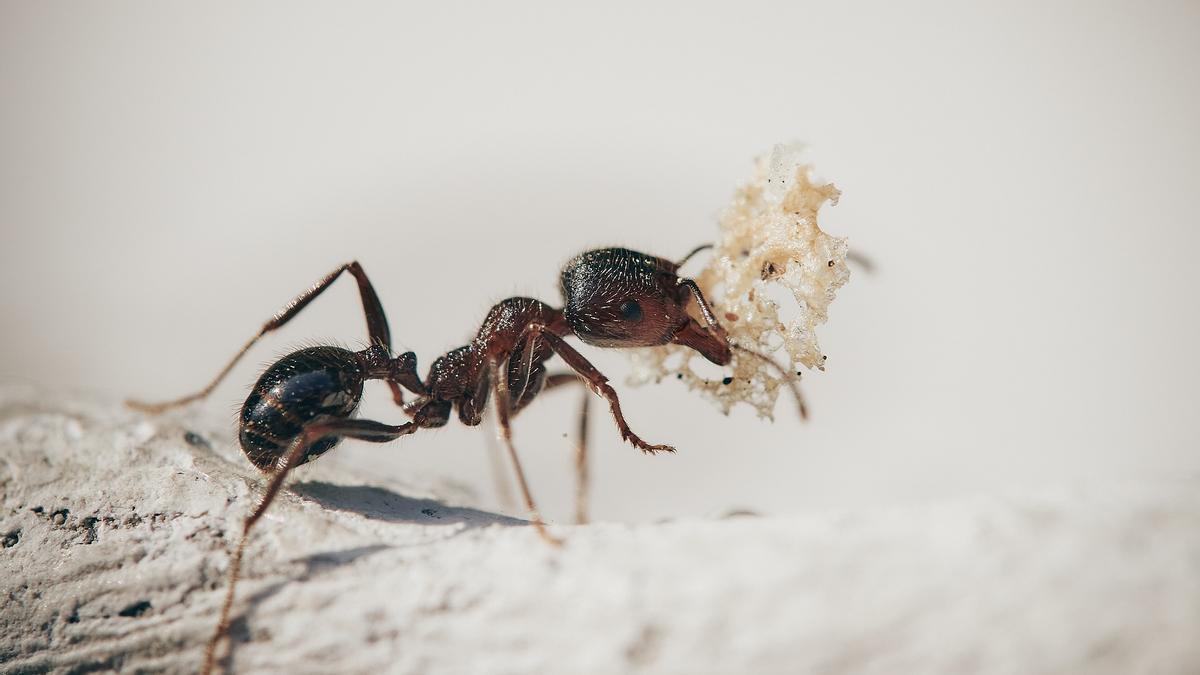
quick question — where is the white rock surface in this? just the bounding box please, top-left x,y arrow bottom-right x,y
2,385 -> 1198,674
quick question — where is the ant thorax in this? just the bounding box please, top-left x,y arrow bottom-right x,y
627,143 -> 851,419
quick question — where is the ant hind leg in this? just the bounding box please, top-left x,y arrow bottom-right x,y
202,417 -> 416,675
128,261 -> 403,414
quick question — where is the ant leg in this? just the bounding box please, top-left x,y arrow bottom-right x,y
542,373 -> 592,524
129,261 -> 407,413
487,359 -> 563,547
482,425 -> 517,511
533,329 -> 675,455
486,373 -> 587,519
203,417 -> 417,675
572,387 -> 591,524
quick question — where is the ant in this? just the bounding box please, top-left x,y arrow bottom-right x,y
127,244 -> 796,674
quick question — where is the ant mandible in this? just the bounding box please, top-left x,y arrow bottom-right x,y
128,244 -> 760,674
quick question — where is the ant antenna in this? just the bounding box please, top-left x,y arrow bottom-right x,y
676,243 -> 714,268
731,344 -> 809,420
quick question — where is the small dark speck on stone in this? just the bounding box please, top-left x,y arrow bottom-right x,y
30,506 -> 44,514
796,371 -> 803,377
721,377 -> 734,385
52,509 -> 69,526
81,517 -> 99,544
118,600 -> 152,618
760,261 -> 778,280
676,373 -> 683,379
184,431 -> 211,449
3,531 -> 19,548
828,260 -> 835,267
421,508 -> 440,519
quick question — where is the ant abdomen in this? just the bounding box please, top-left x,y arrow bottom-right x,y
238,346 -> 365,471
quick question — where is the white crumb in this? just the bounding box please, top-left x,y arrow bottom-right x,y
628,143 -> 849,418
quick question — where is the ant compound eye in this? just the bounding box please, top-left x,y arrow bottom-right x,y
619,299 -> 643,322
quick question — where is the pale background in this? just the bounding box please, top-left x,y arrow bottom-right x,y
2,1 -> 1197,523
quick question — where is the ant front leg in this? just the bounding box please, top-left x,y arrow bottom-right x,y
530,327 -> 675,455
203,417 -> 417,675
128,261 -> 409,413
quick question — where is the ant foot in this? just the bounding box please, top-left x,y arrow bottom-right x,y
124,399 -> 172,414
623,432 -> 676,454
528,517 -> 565,547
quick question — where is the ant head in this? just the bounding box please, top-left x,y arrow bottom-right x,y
559,248 -> 731,365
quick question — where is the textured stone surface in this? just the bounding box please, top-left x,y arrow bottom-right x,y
2,385 -> 1198,674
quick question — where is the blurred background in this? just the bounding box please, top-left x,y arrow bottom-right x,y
2,1 -> 1197,524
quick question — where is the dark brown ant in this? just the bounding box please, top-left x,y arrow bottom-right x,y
128,244 -> 780,674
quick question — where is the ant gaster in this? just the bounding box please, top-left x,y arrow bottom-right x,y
128,245 -> 757,674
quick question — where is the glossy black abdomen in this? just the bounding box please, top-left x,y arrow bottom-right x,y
239,346 -> 365,471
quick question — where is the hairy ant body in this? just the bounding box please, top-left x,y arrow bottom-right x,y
128,245 -> 751,673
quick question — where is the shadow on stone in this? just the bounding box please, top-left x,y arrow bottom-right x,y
215,483 -> 531,672
221,542 -> 392,672
291,480 -> 526,528
298,543 -> 393,575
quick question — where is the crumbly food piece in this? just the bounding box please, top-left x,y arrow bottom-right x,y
627,143 -> 850,418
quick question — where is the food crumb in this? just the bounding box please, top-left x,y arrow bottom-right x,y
627,143 -> 850,418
